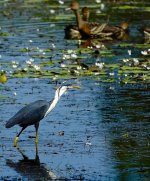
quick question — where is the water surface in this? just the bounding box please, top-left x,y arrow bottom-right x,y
0,0 -> 150,180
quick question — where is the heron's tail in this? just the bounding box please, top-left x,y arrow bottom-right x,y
5,119 -> 16,128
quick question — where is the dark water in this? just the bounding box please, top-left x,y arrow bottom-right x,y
0,0 -> 150,180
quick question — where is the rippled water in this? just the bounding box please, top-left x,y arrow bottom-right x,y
0,0 -> 150,180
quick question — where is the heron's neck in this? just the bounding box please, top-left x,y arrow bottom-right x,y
44,92 -> 61,117
54,91 -> 61,101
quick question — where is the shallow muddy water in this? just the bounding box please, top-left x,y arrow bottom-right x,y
0,0 -> 150,180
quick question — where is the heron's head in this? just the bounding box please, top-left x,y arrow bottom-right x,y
55,85 -> 80,99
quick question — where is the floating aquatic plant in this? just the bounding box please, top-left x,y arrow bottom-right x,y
0,72 -> 7,84
0,32 -> 11,36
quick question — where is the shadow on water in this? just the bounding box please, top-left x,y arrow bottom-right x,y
6,145 -> 57,180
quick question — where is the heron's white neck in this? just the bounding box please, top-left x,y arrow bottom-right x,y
44,89 -> 62,117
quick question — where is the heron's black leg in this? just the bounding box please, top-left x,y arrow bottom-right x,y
35,122 -> 39,144
14,127 -> 26,147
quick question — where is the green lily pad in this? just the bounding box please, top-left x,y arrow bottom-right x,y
0,96 -> 8,101
0,32 -> 11,36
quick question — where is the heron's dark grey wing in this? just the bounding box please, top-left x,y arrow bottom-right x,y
5,100 -> 50,128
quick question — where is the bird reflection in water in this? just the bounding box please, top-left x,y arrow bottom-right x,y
6,145 -> 57,180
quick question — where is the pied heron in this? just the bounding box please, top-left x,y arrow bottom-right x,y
5,84 -> 80,146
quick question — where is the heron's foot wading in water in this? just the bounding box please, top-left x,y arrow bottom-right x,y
35,130 -> 38,144
14,136 -> 19,147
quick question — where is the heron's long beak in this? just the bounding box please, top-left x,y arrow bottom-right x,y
68,85 -> 81,89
